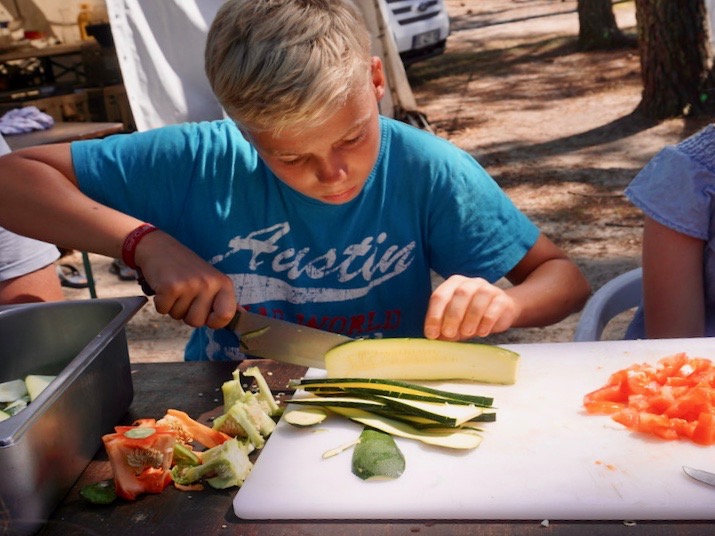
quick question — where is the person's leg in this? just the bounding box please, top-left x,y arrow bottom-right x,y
0,264 -> 65,304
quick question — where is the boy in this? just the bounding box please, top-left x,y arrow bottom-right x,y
0,0 -> 589,360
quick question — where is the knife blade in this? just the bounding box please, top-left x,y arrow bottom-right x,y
227,309 -> 352,369
683,466 -> 715,487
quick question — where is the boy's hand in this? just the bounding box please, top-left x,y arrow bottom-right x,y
133,231 -> 236,329
424,275 -> 517,341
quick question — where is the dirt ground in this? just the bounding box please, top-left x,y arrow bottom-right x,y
61,0 -> 715,362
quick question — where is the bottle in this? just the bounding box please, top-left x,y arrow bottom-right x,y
77,4 -> 91,41
0,21 -> 11,47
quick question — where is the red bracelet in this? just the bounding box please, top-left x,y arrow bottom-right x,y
121,223 -> 158,269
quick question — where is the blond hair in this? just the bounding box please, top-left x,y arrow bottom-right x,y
205,0 -> 372,132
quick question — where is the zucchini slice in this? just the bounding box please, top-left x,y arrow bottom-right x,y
25,375 -> 56,401
0,379 -> 28,403
329,407 -> 483,450
325,338 -> 520,384
290,378 -> 493,406
283,407 -> 329,427
287,395 -> 386,408
372,395 -> 485,427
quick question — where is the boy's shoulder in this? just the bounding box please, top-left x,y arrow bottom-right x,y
380,115 -> 461,156
144,118 -> 249,153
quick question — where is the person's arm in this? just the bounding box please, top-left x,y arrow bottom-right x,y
424,234 -> 590,340
0,145 -> 236,328
641,216 -> 705,338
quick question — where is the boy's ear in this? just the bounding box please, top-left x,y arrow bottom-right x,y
370,56 -> 386,102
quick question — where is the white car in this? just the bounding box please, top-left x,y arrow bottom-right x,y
382,0 -> 450,65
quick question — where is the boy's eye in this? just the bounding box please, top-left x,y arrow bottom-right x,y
343,131 -> 366,146
279,156 -> 305,166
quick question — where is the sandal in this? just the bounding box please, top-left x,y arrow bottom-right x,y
57,263 -> 89,289
110,259 -> 137,281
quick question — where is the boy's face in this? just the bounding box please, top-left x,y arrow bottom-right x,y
242,57 -> 386,205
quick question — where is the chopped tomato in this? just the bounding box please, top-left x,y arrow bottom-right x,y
102,423 -> 177,500
692,412 -> 715,445
584,353 -> 715,445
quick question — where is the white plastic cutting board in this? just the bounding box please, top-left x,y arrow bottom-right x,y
234,338 -> 715,520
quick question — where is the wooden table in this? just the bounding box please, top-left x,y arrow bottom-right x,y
0,42 -> 99,85
35,360 -> 713,536
4,121 -> 125,150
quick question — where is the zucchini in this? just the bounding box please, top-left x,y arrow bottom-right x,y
284,407 -> 328,427
290,378 -> 493,406
352,428 -> 405,480
0,409 -> 9,422
328,407 -> 483,450
325,338 -> 520,384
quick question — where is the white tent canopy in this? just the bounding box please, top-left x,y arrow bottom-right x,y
105,0 -> 425,132
105,0 -> 224,131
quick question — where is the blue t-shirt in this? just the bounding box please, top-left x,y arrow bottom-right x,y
624,124 -> 715,338
71,116 -> 539,360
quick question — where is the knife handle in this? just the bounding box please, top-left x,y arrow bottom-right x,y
135,268 -> 156,296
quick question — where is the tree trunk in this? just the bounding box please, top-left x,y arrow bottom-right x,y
577,0 -> 632,50
635,0 -> 712,118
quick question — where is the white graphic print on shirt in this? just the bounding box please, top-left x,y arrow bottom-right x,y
210,222 -> 416,305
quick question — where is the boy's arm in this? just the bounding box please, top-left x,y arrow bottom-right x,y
641,216 -> 705,338
0,145 -> 236,329
424,234 -> 590,341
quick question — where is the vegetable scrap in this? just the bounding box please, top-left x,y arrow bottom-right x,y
351,428 -> 405,480
584,353 -> 715,445
0,375 -> 56,420
79,480 -> 117,505
81,366 -> 280,504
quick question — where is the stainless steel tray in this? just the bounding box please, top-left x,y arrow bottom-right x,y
0,296 -> 146,535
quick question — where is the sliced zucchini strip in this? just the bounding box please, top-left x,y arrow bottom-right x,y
325,338 -> 520,384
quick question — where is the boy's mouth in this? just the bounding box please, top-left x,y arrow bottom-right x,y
322,185 -> 357,203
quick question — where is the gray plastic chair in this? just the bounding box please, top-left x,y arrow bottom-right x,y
573,268 -> 643,342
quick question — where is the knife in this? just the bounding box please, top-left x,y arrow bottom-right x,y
226,309 -> 353,369
683,466 -> 715,487
134,272 -> 352,368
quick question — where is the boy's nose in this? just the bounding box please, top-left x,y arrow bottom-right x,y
316,156 -> 346,183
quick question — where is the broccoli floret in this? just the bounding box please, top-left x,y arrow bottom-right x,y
221,367 -> 246,413
241,391 -> 276,437
213,393 -> 276,447
243,366 -> 280,416
170,438 -> 252,490
225,402 -> 265,448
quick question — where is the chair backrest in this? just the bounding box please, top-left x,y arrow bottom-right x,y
573,268 -> 643,342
